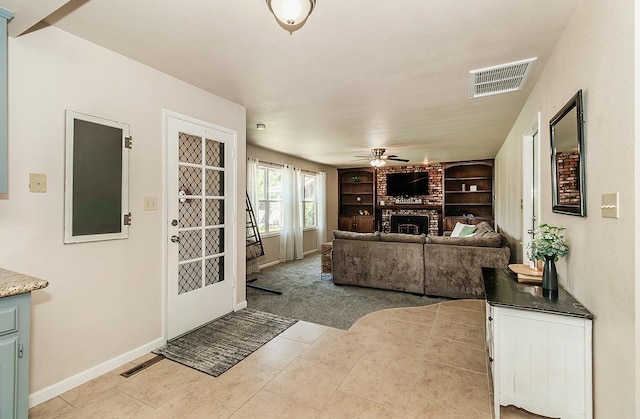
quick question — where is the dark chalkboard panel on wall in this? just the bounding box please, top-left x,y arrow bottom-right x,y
64,111 -> 130,244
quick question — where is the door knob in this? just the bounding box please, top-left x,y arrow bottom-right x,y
527,229 -> 535,234
171,235 -> 180,243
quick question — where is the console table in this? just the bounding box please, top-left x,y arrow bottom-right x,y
482,267 -> 593,419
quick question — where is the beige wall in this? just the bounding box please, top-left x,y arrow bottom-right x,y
495,1 -> 635,416
0,27 -> 247,402
246,145 -> 338,266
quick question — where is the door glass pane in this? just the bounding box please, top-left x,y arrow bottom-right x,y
205,199 -> 224,226
205,139 -> 224,167
205,169 -> 224,197
205,257 -> 224,286
178,261 -> 202,294
179,229 -> 202,261
205,228 -> 224,256
179,199 -> 202,228
179,133 -> 201,164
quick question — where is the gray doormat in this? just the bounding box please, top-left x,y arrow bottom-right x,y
153,308 -> 298,377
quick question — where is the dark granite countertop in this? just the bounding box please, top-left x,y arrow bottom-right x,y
482,267 -> 593,320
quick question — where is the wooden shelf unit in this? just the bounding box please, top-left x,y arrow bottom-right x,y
442,160 -> 494,231
338,168 -> 376,232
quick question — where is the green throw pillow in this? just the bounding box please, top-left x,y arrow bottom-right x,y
459,225 -> 477,237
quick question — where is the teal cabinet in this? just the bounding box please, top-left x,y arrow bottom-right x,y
0,8 -> 13,194
0,293 -> 30,419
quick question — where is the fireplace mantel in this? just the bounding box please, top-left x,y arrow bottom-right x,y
376,204 -> 442,211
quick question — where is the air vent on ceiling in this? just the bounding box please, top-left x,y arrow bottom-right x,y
469,57 -> 537,99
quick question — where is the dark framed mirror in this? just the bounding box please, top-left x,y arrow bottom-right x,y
550,89 -> 585,216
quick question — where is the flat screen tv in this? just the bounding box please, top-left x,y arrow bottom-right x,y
386,172 -> 429,196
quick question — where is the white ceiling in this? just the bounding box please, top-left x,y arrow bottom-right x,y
3,0 -> 582,167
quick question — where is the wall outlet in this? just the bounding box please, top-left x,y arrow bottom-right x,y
144,197 -> 158,211
29,173 -> 47,193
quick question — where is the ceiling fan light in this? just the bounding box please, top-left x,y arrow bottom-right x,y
266,0 -> 315,33
370,158 -> 386,168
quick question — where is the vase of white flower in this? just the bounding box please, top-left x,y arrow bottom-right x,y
528,223 -> 569,299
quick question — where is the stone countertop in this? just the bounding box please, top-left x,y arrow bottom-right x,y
0,268 -> 49,298
482,267 -> 593,320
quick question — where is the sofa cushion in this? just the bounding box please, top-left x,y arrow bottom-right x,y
332,230 -> 380,241
427,232 -> 501,248
379,232 -> 427,243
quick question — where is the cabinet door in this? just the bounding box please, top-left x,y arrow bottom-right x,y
355,216 -> 375,233
494,307 -> 591,418
338,215 -> 354,231
0,336 -> 17,419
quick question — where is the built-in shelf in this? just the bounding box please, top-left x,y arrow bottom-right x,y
377,204 -> 442,210
339,168 -> 376,232
442,160 -> 494,225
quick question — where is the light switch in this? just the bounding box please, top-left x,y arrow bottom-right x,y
144,197 -> 158,211
29,173 -> 47,193
601,192 -> 619,218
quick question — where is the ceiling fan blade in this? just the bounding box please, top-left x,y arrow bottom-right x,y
387,157 -> 410,162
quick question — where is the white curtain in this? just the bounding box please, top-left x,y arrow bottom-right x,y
316,171 -> 327,248
280,165 -> 304,261
246,157 -> 261,273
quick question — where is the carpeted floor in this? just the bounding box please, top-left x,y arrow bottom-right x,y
153,309 -> 297,376
247,253 -> 447,330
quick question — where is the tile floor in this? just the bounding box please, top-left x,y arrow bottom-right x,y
30,300 -> 547,418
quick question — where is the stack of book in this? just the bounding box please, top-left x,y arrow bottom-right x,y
508,264 -> 543,283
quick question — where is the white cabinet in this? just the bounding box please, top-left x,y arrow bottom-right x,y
487,304 -> 592,419
483,268 -> 593,419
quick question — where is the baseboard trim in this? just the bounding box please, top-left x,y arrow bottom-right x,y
259,260 -> 280,269
235,300 -> 248,311
259,250 -> 318,270
29,337 -> 165,408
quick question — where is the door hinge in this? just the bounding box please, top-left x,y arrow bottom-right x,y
18,343 -> 23,358
124,213 -> 132,225
125,136 -> 133,149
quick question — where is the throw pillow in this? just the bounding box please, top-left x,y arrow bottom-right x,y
451,222 -> 476,238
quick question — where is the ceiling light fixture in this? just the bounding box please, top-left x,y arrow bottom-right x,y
370,147 -> 387,168
256,123 -> 266,130
266,0 -> 316,34
370,158 -> 387,168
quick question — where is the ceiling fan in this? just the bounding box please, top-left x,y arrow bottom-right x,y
354,148 -> 409,167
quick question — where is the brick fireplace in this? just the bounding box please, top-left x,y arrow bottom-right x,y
376,164 -> 443,236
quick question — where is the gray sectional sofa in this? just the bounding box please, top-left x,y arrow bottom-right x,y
331,221 -> 510,299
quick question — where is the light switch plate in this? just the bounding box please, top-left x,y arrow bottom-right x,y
29,173 -> 47,193
601,192 -> 619,218
144,197 -> 158,211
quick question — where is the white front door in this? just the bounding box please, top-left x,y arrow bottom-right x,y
166,114 -> 235,339
522,114 -> 540,265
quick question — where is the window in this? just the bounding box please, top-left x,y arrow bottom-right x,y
303,173 -> 316,228
257,166 -> 282,233
64,111 -> 130,244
